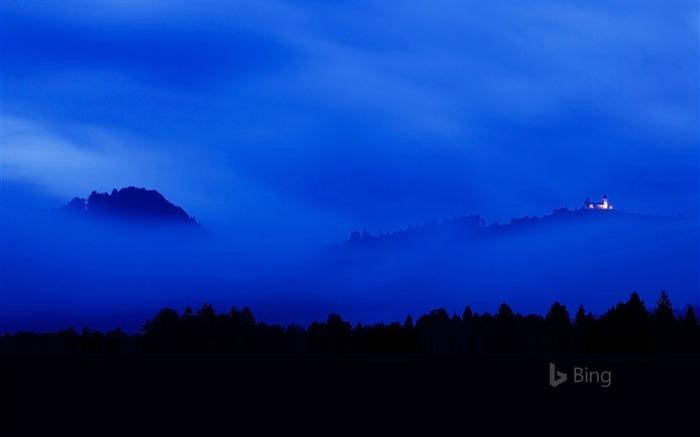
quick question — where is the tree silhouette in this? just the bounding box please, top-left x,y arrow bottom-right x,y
142,307 -> 180,351
196,302 -> 216,319
497,302 -> 514,318
240,306 -> 256,328
226,305 -> 257,352
416,308 -> 451,355
64,197 -> 87,214
682,305 -> 698,326
652,290 -> 676,352
623,292 -> 652,352
572,304 -> 595,353
195,302 -> 218,351
349,231 -> 362,243
653,290 -> 674,321
680,305 -> 699,352
307,313 -> 353,353
460,305 -> 475,355
540,301 -> 571,352
485,303 -> 522,354
104,326 -> 129,357
598,292 -> 652,353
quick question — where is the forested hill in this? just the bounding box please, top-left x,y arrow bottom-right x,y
345,207 -> 681,246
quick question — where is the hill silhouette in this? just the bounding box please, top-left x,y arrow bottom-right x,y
60,186 -> 202,229
310,203 -> 698,320
344,206 -> 680,246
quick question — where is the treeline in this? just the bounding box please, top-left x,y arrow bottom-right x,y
2,291 -> 699,358
348,213 -> 485,244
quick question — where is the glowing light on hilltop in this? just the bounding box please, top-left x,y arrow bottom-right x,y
583,194 -> 613,210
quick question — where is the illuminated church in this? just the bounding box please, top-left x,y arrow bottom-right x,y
583,194 -> 612,210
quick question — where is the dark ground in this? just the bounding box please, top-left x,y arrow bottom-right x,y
2,354 -> 698,431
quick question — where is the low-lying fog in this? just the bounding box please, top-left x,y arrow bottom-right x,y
2,186 -> 697,333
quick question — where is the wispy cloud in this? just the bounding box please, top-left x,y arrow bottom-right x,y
2,116 -> 171,199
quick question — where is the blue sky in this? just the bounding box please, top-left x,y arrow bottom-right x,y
2,0 -> 698,244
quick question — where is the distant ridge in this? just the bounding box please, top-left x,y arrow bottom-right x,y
60,186 -> 202,228
345,205 -> 680,246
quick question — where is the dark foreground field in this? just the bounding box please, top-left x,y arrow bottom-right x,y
2,354 -> 698,430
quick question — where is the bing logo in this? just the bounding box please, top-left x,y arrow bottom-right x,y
549,362 -> 612,388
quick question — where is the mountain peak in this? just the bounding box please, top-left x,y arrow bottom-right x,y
61,186 -> 201,228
